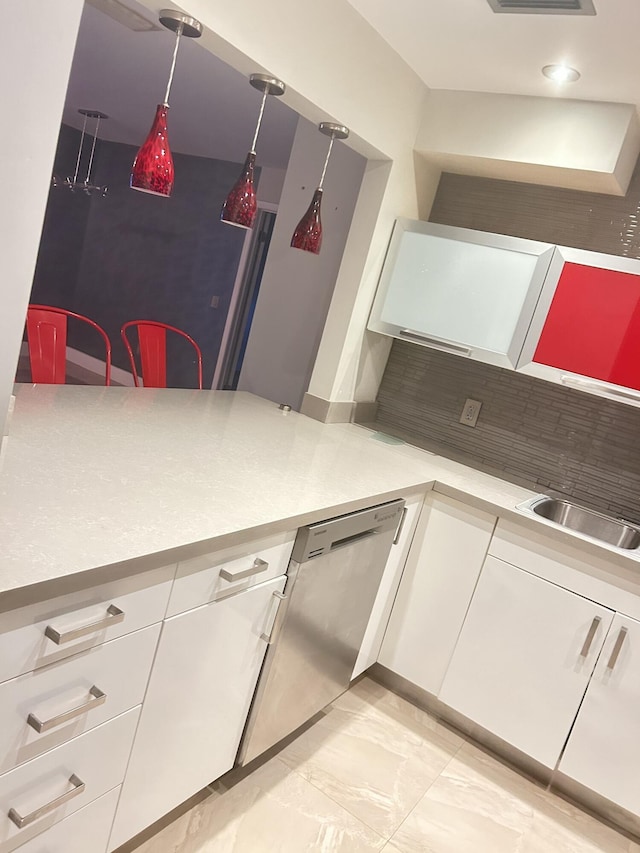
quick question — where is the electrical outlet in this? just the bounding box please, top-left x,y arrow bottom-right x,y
460,398 -> 482,427
210,295 -> 219,308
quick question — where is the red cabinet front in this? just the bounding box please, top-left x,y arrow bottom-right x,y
534,262 -> 640,391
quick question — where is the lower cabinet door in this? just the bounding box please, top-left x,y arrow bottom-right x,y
438,556 -> 613,768
352,494 -> 424,679
559,613 -> 640,816
15,788 -> 119,853
108,575 -> 287,851
379,493 -> 496,695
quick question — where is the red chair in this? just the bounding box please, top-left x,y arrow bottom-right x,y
121,320 -> 203,389
26,304 -> 112,385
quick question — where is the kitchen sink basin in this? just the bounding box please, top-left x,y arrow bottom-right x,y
517,496 -> 640,550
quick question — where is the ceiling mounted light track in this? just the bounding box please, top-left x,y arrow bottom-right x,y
291,122 -> 349,256
52,109 -> 109,197
130,8 -> 203,198
221,73 -> 286,229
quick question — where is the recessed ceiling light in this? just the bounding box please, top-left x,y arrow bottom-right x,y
542,64 -> 581,82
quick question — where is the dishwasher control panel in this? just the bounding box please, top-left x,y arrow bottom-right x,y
290,499 -> 405,562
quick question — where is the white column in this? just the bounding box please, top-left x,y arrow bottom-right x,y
0,0 -> 84,436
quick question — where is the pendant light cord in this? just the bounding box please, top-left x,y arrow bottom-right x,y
72,113 -> 89,185
85,115 -> 102,185
250,90 -> 269,155
163,22 -> 184,106
317,135 -> 335,190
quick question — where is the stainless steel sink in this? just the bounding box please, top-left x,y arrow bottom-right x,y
517,496 -> 640,550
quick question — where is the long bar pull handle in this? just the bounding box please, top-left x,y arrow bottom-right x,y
261,592 -> 287,644
45,604 -> 125,645
399,329 -> 471,356
560,376 -> 640,404
393,507 -> 408,546
8,774 -> 85,828
220,558 -> 268,583
580,616 -> 601,658
27,686 -> 107,734
607,627 -> 628,671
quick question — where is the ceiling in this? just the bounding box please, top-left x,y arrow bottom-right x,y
62,1 -> 299,169
345,0 -> 640,106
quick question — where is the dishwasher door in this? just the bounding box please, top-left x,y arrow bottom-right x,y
238,499 -> 405,765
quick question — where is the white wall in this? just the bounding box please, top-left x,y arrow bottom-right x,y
2,0 -> 434,430
417,90 -> 640,196
237,117 -> 366,410
158,0 -> 435,414
257,166 -> 287,205
0,0 -> 84,434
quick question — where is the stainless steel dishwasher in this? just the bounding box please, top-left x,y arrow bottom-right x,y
238,498 -> 405,765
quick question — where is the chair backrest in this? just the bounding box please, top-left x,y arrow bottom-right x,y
26,304 -> 112,385
120,320 -> 203,389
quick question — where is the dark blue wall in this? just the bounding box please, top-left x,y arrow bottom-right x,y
31,124 -> 252,388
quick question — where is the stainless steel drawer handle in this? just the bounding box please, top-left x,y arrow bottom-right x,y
399,329 -> 471,356
27,686 -> 107,734
607,627 -> 628,671
393,507 -> 408,546
220,557 -> 268,583
45,604 -> 125,645
8,774 -> 85,828
580,616 -> 601,658
261,592 -> 287,644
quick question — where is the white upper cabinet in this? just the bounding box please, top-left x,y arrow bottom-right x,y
368,220 -> 555,368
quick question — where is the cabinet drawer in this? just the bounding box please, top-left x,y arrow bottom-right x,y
167,531 -> 294,615
0,708 -> 138,853
0,625 -> 160,775
15,787 -> 119,853
0,565 -> 173,684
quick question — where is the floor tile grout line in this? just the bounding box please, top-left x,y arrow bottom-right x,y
279,712 -> 469,846
384,736 -> 469,849
281,760 -> 392,845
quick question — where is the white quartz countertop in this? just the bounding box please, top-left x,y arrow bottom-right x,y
0,386 -> 633,598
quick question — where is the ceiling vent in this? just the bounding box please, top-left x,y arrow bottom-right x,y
486,0 -> 596,14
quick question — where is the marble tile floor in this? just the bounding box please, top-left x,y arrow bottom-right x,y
125,678 -> 640,853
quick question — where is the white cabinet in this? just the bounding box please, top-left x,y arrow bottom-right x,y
439,556 -> 613,768
0,708 -> 139,852
368,219 -> 554,369
559,613 -> 640,814
15,788 -> 119,853
352,494 -> 424,679
379,493 -> 496,695
0,624 -> 159,775
109,575 -> 287,850
0,565 -> 173,684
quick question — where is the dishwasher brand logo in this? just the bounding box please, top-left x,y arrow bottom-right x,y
375,509 -> 399,523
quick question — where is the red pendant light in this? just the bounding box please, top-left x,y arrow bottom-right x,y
291,122 -> 350,255
130,9 -> 202,197
221,74 -> 286,229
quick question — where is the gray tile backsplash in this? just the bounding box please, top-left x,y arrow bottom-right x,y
371,166 -> 640,523
374,344 -> 640,523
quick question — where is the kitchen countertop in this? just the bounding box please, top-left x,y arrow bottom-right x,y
0,385 -> 636,600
